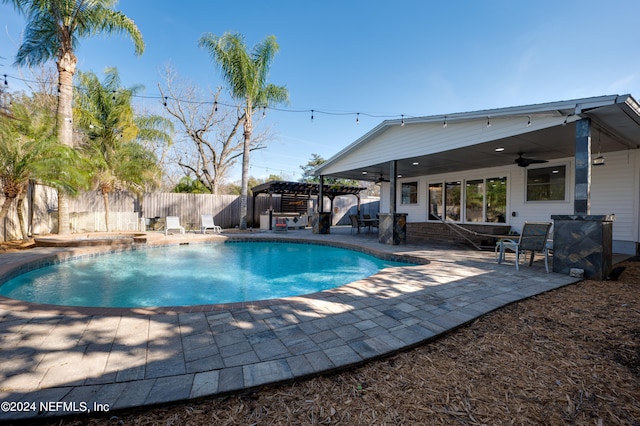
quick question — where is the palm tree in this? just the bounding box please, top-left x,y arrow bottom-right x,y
0,95 -> 89,240
199,32 -> 288,229
74,68 -> 171,231
3,0 -> 145,234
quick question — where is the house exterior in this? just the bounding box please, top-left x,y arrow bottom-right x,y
315,95 -> 640,256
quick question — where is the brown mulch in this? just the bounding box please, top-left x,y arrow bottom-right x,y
6,241 -> 639,425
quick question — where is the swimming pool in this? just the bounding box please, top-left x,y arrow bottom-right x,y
0,242 -> 409,308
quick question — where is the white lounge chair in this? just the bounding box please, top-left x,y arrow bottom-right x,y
165,216 -> 185,236
200,214 -> 222,234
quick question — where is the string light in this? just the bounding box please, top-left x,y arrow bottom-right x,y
1,74 -> 572,134
1,73 -> 417,126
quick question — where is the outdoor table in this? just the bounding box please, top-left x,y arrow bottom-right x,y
360,218 -> 379,233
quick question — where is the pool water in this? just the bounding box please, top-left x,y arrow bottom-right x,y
0,242 -> 408,308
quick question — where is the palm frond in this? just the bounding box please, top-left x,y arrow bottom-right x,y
11,0 -> 144,67
14,8 -> 58,66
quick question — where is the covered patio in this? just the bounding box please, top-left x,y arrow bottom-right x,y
314,94 -> 640,278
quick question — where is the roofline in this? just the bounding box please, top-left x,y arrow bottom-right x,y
314,94 -> 636,175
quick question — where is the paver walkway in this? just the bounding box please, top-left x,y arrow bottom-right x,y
0,228 -> 580,421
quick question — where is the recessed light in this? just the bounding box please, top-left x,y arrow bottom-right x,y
412,162 -> 419,165
495,147 -> 505,152
361,171 -> 367,175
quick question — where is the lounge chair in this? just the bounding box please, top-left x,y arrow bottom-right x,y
496,222 -> 552,273
165,216 -> 185,236
200,214 -> 222,234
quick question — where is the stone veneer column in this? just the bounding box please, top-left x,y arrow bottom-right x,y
378,160 -> 406,245
378,213 -> 407,245
313,175 -> 330,234
574,118 -> 592,215
551,215 -> 614,280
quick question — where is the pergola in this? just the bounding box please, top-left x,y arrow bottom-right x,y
251,180 -> 366,227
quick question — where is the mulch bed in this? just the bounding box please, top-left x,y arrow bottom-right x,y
9,251 -> 639,425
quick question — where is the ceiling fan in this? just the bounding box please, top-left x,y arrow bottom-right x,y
515,152 -> 548,168
375,174 -> 390,183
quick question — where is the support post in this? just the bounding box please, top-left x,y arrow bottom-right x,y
318,175 -> 324,213
389,160 -> 397,215
379,160 -> 406,245
552,118 -> 613,279
574,118 -> 592,215
313,175 -> 331,234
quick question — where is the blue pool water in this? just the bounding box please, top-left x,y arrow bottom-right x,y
0,242 -> 408,308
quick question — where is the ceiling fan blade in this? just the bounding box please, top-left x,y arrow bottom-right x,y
515,153 -> 549,167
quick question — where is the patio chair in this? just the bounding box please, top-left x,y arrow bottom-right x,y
200,214 -> 222,234
165,216 -> 185,236
274,217 -> 288,232
496,222 -> 552,273
349,215 -> 364,234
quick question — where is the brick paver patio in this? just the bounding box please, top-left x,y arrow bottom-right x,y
0,228 -> 580,421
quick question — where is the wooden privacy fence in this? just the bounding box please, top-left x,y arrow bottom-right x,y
0,185 -> 379,239
68,192 -> 279,231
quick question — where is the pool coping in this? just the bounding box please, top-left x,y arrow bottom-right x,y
0,229 -> 581,422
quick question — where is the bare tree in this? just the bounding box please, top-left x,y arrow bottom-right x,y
159,66 -> 272,194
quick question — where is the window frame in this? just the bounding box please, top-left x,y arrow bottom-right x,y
427,175 -> 508,224
428,182 -> 443,220
444,181 -> 462,222
525,164 -> 568,202
401,181 -> 419,205
464,179 -> 485,223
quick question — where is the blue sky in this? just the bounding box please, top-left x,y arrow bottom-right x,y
2,1 -> 639,182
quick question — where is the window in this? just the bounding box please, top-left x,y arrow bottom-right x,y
401,181 -> 418,204
428,183 -> 443,220
445,181 -> 461,221
429,177 -> 507,223
527,166 -> 566,201
486,177 -> 507,222
465,179 -> 484,222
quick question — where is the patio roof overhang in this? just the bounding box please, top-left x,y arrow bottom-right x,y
251,180 -> 366,198
314,94 -> 640,181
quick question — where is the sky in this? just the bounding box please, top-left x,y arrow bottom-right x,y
1,0 -> 640,183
